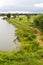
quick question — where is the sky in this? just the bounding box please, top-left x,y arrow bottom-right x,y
0,0 -> 43,13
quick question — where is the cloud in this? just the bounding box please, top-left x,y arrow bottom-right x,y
34,3 -> 43,8
0,0 -> 43,13
0,0 -> 17,8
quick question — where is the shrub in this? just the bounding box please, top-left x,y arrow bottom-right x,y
7,13 -> 11,18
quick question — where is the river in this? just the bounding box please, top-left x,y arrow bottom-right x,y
0,17 -> 19,51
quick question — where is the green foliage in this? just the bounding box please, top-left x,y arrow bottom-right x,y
19,17 -> 22,21
34,15 -> 43,29
26,14 -> 30,19
12,14 -> 16,18
7,13 -> 11,18
1,14 -> 43,65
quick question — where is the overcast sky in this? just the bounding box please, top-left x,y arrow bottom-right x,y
0,0 -> 43,13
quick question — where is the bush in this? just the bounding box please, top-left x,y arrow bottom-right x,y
34,15 -> 43,29
7,13 -> 11,18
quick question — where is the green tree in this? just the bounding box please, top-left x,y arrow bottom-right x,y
34,15 -> 43,29
7,13 -> 11,18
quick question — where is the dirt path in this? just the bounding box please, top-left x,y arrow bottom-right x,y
30,27 -> 43,46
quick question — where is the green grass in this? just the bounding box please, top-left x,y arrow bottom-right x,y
0,14 -> 43,65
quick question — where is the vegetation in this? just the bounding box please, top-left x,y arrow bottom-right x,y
0,14 -> 43,65
34,14 -> 43,29
7,13 -> 11,18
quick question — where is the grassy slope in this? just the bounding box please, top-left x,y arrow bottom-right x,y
0,15 -> 43,65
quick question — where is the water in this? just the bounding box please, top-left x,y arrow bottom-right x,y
0,17 -> 19,51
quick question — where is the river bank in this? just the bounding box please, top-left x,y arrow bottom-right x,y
0,15 -> 43,65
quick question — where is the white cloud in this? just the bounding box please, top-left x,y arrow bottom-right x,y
34,3 -> 43,8
0,0 -> 17,8
0,0 -> 43,13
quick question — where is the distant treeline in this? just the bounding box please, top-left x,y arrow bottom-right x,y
0,13 -> 42,16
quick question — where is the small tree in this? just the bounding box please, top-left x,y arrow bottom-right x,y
7,13 -> 11,18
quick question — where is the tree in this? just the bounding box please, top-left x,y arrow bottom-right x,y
34,15 -> 43,29
7,13 -> 11,18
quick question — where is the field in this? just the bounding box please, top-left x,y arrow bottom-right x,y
0,14 -> 43,65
